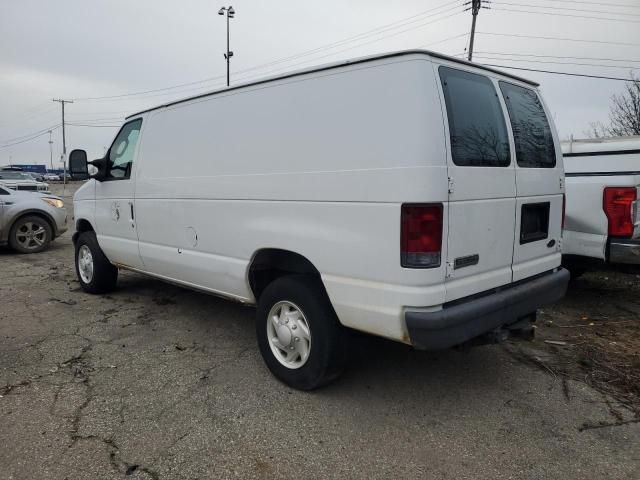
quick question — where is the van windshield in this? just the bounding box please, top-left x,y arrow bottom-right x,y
439,66 -> 511,167
499,82 -> 556,168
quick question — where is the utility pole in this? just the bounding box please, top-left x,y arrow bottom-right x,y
52,99 -> 73,158
53,99 -> 73,193
48,130 -> 54,171
218,6 -> 235,86
466,0 -> 482,62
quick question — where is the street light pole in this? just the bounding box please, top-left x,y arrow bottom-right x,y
218,6 -> 235,86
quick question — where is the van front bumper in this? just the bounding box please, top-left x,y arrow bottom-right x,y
609,240 -> 640,265
405,268 -> 570,350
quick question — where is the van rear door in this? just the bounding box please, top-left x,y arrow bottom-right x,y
498,82 -> 564,282
437,66 -> 517,302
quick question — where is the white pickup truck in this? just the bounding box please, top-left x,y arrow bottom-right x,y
562,136 -> 640,274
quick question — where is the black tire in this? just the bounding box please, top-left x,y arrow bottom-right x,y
74,231 -> 118,294
9,215 -> 53,254
256,275 -> 348,390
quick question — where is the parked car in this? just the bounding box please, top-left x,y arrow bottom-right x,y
69,50 -> 569,389
24,172 -> 45,182
0,170 -> 49,192
0,184 -> 67,253
561,136 -> 640,276
43,173 -> 61,181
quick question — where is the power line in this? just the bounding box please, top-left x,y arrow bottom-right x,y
0,126 -> 61,149
72,1 -> 464,102
122,28 -> 467,108
475,55 -> 640,69
480,63 -> 638,81
0,104 -> 58,129
67,123 -> 121,128
477,32 -> 640,47
66,117 -> 126,123
0,124 -> 61,145
492,1 -> 640,16
491,6 -> 640,22
527,0 -> 640,9
226,10 -> 465,84
67,30 -> 467,117
475,51 -> 640,63
418,32 -> 469,49
222,1 -> 463,78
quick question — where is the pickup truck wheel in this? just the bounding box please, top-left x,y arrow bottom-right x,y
256,275 -> 348,390
75,231 -> 118,294
8,215 -> 52,254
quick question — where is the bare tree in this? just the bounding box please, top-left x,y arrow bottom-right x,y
587,72 -> 640,138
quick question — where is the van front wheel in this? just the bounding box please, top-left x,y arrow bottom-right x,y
256,275 -> 348,390
74,231 -> 118,294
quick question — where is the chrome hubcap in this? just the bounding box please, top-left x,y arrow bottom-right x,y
267,301 -> 311,369
15,221 -> 47,250
77,245 -> 94,284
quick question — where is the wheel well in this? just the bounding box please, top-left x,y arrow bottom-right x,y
248,249 -> 322,300
72,219 -> 94,244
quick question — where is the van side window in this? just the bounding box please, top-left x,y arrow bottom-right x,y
439,67 -> 510,167
499,82 -> 556,168
107,119 -> 142,180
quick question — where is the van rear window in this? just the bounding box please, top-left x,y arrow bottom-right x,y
499,82 -> 556,168
439,67 -> 510,167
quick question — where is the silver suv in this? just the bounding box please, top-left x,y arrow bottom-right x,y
0,185 -> 68,253
0,170 -> 49,192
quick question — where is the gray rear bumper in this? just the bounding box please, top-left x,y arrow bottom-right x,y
609,240 -> 640,265
405,268 -> 570,350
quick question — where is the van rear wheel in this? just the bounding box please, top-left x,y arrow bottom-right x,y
256,275 -> 348,390
74,231 -> 118,294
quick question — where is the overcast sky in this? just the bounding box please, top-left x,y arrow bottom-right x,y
1,0 -> 639,168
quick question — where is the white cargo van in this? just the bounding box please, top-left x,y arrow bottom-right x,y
70,50 -> 569,389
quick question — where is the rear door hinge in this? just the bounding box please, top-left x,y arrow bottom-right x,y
559,176 -> 564,190
448,176 -> 454,194
445,261 -> 454,278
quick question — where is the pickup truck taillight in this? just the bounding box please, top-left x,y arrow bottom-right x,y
401,204 -> 443,268
603,187 -> 637,237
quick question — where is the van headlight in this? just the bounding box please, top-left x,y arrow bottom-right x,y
42,198 -> 64,208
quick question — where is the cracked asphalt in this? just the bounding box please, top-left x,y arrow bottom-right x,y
1,184 -> 638,480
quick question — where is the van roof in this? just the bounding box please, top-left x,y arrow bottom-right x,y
126,49 -> 539,119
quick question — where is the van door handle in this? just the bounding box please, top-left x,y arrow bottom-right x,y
129,202 -> 135,227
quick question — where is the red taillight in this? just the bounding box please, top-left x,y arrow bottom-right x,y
603,187 -> 637,237
401,204 -> 443,268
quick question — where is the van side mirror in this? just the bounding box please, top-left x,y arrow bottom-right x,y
69,149 -> 90,180
89,158 -> 108,181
